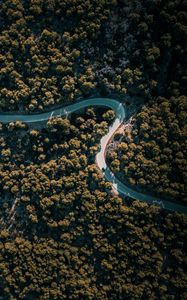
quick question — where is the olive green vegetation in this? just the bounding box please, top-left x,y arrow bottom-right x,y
107,95 -> 187,203
0,0 -> 187,299
0,109 -> 186,300
0,0 -> 186,111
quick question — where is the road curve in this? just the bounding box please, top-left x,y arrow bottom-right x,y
0,97 -> 186,213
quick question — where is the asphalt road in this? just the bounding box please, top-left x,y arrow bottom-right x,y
0,97 -> 186,213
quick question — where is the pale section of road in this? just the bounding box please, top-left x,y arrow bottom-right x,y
0,97 -> 186,213
96,118 -> 121,169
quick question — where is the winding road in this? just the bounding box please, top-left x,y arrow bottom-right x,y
0,97 -> 186,213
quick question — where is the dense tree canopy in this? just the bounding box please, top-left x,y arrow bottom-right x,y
0,0 -> 187,299
0,109 -> 186,299
0,0 -> 186,111
107,95 -> 187,203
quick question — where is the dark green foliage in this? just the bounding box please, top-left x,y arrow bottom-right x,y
0,0 -> 186,111
107,96 -> 187,203
0,1 -> 187,299
0,110 -> 186,300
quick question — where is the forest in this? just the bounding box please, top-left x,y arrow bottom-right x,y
0,0 -> 186,111
107,95 -> 187,203
0,0 -> 187,299
0,108 -> 186,299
